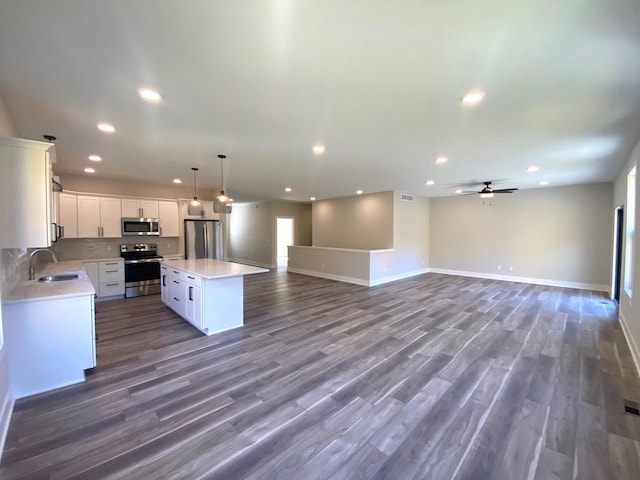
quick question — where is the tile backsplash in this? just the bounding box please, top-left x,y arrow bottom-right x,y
1,248 -> 28,297
50,238 -> 181,261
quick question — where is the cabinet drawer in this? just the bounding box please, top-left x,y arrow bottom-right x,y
99,281 -> 124,297
180,271 -> 202,287
99,268 -> 124,282
99,260 -> 122,269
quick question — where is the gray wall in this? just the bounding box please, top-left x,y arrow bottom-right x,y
228,201 -> 312,268
614,134 -> 640,369
430,182 -> 613,287
312,191 -> 393,249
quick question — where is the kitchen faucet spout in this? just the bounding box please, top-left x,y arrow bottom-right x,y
29,248 -> 58,280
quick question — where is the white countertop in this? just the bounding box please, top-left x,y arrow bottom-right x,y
4,261 -> 96,305
163,259 -> 269,279
81,257 -> 123,263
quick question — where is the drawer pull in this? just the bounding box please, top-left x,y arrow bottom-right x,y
104,270 -> 119,273
173,270 -> 179,274
173,297 -> 180,302
173,280 -> 179,284
187,276 -> 195,280
105,283 -> 119,287
105,262 -> 118,266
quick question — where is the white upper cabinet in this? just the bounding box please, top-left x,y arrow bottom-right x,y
77,196 -> 121,238
59,192 -> 78,238
0,137 -> 54,248
158,201 -> 179,237
121,199 -> 158,218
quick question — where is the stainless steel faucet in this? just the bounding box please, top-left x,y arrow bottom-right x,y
29,249 -> 58,280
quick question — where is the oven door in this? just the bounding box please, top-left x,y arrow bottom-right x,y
124,259 -> 161,297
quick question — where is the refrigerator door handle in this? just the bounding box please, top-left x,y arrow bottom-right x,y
203,224 -> 208,258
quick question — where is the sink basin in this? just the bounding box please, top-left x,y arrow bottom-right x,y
38,274 -> 79,283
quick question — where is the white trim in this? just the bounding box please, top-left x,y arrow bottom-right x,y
0,350 -> 14,462
369,268 -> 430,286
227,257 -> 274,270
289,246 -> 394,254
619,311 -> 640,377
287,267 -> 430,287
428,268 -> 609,292
287,267 -> 370,286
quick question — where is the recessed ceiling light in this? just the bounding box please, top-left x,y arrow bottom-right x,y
312,144 -> 325,154
455,189 -> 463,194
435,156 -> 448,164
137,87 -> 162,103
88,155 -> 101,162
461,91 -> 486,104
356,190 -> 363,195
426,180 -> 435,186
84,167 -> 95,173
310,197 -> 316,201
527,166 -> 539,172
285,187 -> 292,192
97,122 -> 115,133
539,180 -> 549,186
173,178 -> 182,184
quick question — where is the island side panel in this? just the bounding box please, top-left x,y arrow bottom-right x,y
202,275 -> 244,335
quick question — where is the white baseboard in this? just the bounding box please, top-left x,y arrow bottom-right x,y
227,258 -> 274,269
0,349 -> 14,462
619,311 -> 640,377
427,268 -> 609,292
287,267 -> 430,287
287,267 -> 370,286
369,268 -> 430,286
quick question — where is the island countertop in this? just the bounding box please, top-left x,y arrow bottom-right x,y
162,259 -> 269,279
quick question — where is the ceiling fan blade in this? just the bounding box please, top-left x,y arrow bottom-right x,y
492,189 -> 517,193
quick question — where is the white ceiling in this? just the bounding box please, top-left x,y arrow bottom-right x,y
1,0 -> 640,202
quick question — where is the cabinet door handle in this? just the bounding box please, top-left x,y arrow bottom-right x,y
173,270 -> 179,274
159,227 -> 163,236
162,275 -> 166,286
59,225 -> 65,238
189,286 -> 193,301
173,297 -> 180,302
105,283 -> 119,287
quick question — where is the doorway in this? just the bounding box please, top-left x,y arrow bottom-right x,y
612,205 -> 624,303
276,217 -> 294,271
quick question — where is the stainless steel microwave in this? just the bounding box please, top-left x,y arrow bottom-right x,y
121,217 -> 160,236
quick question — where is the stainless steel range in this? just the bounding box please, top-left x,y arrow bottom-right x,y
120,243 -> 163,298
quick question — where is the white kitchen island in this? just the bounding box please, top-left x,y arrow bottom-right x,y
160,259 -> 268,335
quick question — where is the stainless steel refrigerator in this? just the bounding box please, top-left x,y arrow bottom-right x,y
184,220 -> 224,259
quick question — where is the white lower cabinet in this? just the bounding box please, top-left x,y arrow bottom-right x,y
162,267 -> 205,331
161,263 -> 245,335
84,260 -> 124,299
3,294 -> 96,399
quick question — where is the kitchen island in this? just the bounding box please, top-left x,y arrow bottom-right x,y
160,259 -> 268,335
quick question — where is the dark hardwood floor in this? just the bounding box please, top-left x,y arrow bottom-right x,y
2,271 -> 640,479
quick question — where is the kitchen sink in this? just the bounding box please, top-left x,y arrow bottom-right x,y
38,274 -> 79,283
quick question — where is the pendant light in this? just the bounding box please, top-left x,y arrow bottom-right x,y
216,154 -> 229,203
188,167 -> 204,216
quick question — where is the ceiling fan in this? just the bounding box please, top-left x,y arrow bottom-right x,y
462,181 -> 518,198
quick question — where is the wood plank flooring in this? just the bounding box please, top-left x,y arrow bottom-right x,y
1,271 -> 640,479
